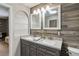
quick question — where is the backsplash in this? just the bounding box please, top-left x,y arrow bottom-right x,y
30,3 -> 79,48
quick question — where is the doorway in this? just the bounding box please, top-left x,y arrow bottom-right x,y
0,4 -> 12,56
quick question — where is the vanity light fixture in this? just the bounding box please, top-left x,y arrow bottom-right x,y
33,5 -> 51,14
33,9 -> 41,14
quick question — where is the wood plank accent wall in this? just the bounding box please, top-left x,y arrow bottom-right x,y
30,3 -> 79,48
0,17 -> 9,34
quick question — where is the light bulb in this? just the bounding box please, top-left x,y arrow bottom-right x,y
41,7 -> 46,13
37,9 -> 40,13
46,5 -> 50,10
41,7 -> 44,11
33,10 -> 36,14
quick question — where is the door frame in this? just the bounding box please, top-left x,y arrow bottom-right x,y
0,3 -> 13,56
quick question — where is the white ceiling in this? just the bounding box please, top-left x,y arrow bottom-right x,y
24,3 -> 40,8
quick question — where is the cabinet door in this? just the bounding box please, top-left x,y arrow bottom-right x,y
25,45 -> 30,56
29,43 -> 37,56
21,44 -> 30,56
21,44 -> 26,56
21,39 -> 30,56
37,44 -> 46,56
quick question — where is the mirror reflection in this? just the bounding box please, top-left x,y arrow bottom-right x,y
44,8 -> 58,28
31,13 -> 41,29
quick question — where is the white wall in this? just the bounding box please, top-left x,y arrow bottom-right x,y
8,3 -> 30,56
0,5 -> 9,17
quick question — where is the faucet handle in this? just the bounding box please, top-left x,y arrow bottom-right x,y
58,31 -> 61,36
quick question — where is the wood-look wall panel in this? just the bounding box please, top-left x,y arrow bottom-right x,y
0,18 -> 9,34
62,4 -> 79,11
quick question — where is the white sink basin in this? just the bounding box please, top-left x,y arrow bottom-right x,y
21,36 -> 41,41
41,39 -> 55,44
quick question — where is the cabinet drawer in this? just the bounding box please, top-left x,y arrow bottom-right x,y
30,46 -> 36,51
29,50 -> 37,56
37,47 -> 46,53
37,50 -> 46,56
21,39 -> 30,45
45,50 -> 57,56
46,47 -> 60,55
37,53 -> 46,56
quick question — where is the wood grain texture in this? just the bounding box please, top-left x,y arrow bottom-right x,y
0,18 -> 9,34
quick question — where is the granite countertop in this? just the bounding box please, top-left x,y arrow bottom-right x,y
21,35 -> 63,50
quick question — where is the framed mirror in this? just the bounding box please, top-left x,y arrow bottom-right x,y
43,5 -> 61,30
31,13 -> 41,29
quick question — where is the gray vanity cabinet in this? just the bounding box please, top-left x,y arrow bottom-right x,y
21,39 -> 61,56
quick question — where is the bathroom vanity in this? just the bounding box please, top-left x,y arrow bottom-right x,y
20,36 -> 62,56
20,4 -> 62,56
